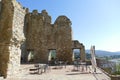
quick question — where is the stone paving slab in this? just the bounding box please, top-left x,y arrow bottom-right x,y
1,65 -> 111,80
0,77 -> 4,80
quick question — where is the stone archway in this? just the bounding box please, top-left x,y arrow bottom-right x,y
72,40 -> 86,61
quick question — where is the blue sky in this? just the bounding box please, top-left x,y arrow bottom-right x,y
17,0 -> 120,52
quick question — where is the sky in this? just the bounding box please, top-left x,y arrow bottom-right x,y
17,0 -> 120,52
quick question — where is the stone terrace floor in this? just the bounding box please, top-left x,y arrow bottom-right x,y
1,64 -> 111,80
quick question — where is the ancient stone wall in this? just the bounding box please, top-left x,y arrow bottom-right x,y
24,10 -> 50,63
0,0 -> 86,78
24,10 -> 72,63
0,1 -> 1,12
72,40 -> 86,61
54,16 -> 72,62
0,0 -> 14,77
0,0 -> 26,78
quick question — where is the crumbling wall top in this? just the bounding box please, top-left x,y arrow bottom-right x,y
41,10 -> 51,24
32,10 -> 38,15
72,40 -> 85,49
1,0 -> 27,12
54,15 -> 72,26
30,9 -> 51,24
13,0 -> 27,12
41,10 -> 48,15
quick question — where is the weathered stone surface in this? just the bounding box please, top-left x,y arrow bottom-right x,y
24,10 -> 48,63
0,0 -> 26,78
0,0 -> 14,78
0,0 -> 86,78
24,10 -> 73,63
0,1 -> 1,12
72,40 -> 86,61
54,16 -> 72,62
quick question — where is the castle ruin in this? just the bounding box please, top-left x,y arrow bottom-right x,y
0,0 -> 86,78
23,10 -> 73,63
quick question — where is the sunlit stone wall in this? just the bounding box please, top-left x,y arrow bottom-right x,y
0,0 -> 26,78
24,10 -> 73,63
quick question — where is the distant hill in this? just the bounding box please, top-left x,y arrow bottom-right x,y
85,50 -> 120,57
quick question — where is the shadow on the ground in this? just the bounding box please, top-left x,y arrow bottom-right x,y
71,69 -> 79,72
29,72 -> 42,75
66,72 -> 91,75
52,67 -> 63,69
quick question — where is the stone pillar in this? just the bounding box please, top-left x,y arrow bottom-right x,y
80,46 -> 86,61
0,0 -> 26,78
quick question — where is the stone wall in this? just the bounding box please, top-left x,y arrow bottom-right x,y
72,40 -> 86,61
0,1 -> 1,12
24,10 -> 72,63
24,10 -> 50,63
54,16 -> 72,62
0,0 -> 26,78
0,0 -> 86,78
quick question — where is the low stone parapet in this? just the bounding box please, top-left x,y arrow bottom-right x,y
110,75 -> 120,80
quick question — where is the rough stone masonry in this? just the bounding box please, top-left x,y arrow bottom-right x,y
0,0 -> 86,78
0,0 -> 26,78
23,10 -> 73,63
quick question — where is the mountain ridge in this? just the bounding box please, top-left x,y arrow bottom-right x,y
85,50 -> 120,57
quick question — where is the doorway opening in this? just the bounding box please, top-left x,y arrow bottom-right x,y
72,49 -> 80,61
48,49 -> 56,61
27,49 -> 34,63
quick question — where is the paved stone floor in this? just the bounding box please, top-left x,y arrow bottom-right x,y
0,64 -> 111,80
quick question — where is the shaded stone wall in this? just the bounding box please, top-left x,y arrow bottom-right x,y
0,1 -> 1,12
24,10 -> 72,63
0,0 -> 26,78
0,0 -> 14,77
